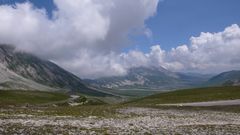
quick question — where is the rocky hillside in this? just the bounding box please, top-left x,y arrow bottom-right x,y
85,66 -> 210,90
207,70 -> 240,86
0,44 -> 108,96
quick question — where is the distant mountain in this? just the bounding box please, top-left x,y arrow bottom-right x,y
0,44 -> 109,96
85,66 -> 210,91
206,70 -> 240,86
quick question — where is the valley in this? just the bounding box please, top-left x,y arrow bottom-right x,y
0,44 -> 240,134
0,87 -> 240,134
0,0 -> 240,134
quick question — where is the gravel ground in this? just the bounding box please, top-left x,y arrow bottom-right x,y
0,107 -> 240,134
158,99 -> 240,107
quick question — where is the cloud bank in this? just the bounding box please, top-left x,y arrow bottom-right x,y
0,0 -> 240,78
0,0 -> 159,78
119,24 -> 240,75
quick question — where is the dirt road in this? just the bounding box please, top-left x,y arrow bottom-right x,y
158,99 -> 240,107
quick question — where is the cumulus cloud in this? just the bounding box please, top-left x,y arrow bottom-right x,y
0,1 -> 239,78
167,24 -> 240,73
120,24 -> 240,75
0,0 -> 159,78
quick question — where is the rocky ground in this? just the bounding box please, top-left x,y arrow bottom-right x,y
0,107 -> 240,135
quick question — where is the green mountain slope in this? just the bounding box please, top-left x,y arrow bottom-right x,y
129,86 -> 240,106
0,90 -> 69,106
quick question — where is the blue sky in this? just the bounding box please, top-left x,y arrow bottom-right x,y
1,0 -> 239,52
0,0 -> 240,78
136,0 -> 240,52
0,0 -> 55,15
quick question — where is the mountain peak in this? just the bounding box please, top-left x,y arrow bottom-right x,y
207,70 -> 240,86
0,44 -> 109,96
0,44 -> 15,51
85,65 -> 206,90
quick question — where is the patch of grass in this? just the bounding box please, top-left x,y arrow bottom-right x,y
101,88 -> 160,97
42,105 -> 123,117
0,105 -> 122,118
85,98 -> 107,105
0,90 -> 69,106
127,86 -> 240,106
73,96 -> 87,103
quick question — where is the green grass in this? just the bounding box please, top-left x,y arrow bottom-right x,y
128,86 -> 240,106
115,89 -> 160,97
1,86 -> 240,117
0,105 -> 122,117
0,90 -> 69,106
101,88 -> 160,97
42,105 -> 121,117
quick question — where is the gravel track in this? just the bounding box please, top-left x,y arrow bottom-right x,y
158,99 -> 240,107
0,107 -> 240,134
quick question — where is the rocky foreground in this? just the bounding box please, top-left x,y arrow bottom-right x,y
0,107 -> 240,135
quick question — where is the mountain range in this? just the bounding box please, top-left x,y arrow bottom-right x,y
86,67 -> 240,92
206,70 -> 240,86
0,44 -> 109,97
0,44 -> 239,97
85,66 -> 212,91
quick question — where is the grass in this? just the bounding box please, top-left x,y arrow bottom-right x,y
42,105 -> 121,117
100,88 -> 160,97
1,86 -> 240,117
0,105 -> 123,118
0,90 -> 69,106
0,90 -> 119,117
127,86 -> 240,106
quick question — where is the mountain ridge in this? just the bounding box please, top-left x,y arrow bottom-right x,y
0,44 -> 109,96
85,66 -> 211,91
206,70 -> 240,86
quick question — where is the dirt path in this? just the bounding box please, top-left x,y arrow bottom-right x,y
38,95 -> 80,106
158,99 -> 240,107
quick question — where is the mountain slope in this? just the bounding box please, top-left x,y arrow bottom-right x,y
0,63 -> 58,91
0,44 -> 109,96
85,66 -> 209,91
207,70 -> 240,86
128,86 -> 240,106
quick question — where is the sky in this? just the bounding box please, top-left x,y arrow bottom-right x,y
0,0 -> 240,79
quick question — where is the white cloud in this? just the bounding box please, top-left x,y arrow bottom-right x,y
114,24 -> 240,76
0,0 -> 159,78
0,1 -> 239,78
157,24 -> 240,73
